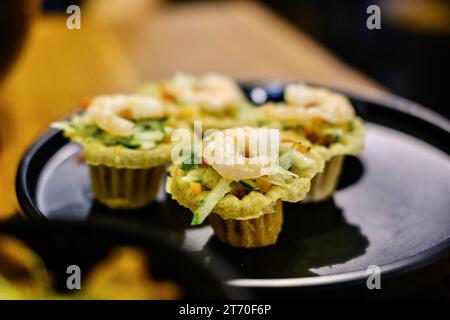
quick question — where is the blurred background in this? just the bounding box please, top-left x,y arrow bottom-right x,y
0,0 -> 449,216
263,0 -> 450,119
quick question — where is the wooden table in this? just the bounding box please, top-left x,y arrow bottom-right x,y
0,0 -> 383,219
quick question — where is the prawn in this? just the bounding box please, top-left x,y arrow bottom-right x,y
203,127 -> 281,181
164,72 -> 243,113
86,94 -> 165,137
266,84 -> 355,124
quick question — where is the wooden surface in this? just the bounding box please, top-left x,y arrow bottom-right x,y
0,1 -> 382,219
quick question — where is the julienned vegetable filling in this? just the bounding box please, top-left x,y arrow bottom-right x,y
175,138 -> 318,225
137,73 -> 257,130
53,116 -> 172,150
281,120 -> 355,147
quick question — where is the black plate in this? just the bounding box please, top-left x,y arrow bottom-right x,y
16,81 -> 450,291
0,218 -> 247,299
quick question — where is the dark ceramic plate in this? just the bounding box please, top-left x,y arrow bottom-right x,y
0,218 -> 246,299
16,80 -> 450,291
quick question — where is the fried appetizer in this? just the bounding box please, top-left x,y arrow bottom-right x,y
261,84 -> 365,201
52,94 -> 176,208
167,127 -> 324,247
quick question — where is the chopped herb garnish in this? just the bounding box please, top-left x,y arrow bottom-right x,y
135,118 -> 167,131
118,136 -> 141,149
240,179 -> 257,191
181,151 -> 202,171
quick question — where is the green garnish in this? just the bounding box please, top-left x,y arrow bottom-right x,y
201,167 -> 221,189
191,178 -> 231,225
117,136 -> 141,149
180,151 -> 201,171
54,116 -> 168,150
240,179 -> 258,191
135,118 -> 167,131
69,123 -> 98,136
181,162 -> 197,171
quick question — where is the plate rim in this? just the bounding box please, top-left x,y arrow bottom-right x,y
16,81 -> 450,288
